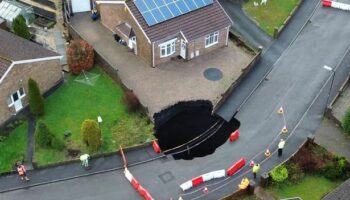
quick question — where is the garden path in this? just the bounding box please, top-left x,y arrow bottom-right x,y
25,115 -> 35,170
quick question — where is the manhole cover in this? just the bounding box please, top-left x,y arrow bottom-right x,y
204,68 -> 223,81
159,171 -> 175,184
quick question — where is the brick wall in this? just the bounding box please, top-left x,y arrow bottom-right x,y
99,4 -> 152,66
187,27 -> 229,60
0,59 -> 62,124
153,33 -> 183,66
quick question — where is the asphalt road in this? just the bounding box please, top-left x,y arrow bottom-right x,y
2,1 -> 350,200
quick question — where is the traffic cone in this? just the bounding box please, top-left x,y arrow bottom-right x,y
281,125 -> 288,134
277,106 -> 284,115
203,186 -> 208,194
265,149 -> 271,157
250,160 -> 255,167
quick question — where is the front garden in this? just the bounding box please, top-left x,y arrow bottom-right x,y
33,67 -> 154,166
243,0 -> 301,36
0,121 -> 28,173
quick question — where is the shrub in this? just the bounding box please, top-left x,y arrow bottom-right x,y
286,163 -> 304,184
322,156 -> 350,180
81,119 -> 102,153
35,122 -> 54,148
270,165 -> 288,183
12,15 -> 31,40
28,78 -> 45,116
51,137 -> 65,151
67,39 -> 94,75
342,106 -> 350,134
122,91 -> 140,112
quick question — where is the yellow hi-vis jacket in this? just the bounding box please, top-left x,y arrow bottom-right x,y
252,164 -> 260,173
278,140 -> 286,149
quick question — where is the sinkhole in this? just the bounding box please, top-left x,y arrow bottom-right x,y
153,100 -> 240,160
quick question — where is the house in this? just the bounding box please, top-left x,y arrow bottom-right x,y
96,0 -> 233,67
0,29 -> 62,125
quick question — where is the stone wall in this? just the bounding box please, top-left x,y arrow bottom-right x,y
0,59 -> 62,124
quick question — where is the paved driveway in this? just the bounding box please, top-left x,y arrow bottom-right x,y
69,13 -> 254,118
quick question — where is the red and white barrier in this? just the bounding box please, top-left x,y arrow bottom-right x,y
180,170 -> 226,191
124,168 -> 154,200
229,129 -> 240,142
227,158 -> 246,176
152,140 -> 161,154
323,0 -> 350,11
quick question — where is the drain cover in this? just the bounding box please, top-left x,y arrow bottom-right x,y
203,68 -> 223,81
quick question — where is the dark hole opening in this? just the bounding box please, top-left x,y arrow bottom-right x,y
154,100 -> 240,160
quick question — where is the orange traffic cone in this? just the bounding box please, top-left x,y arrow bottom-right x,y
281,125 -> 288,134
265,149 -> 271,157
277,106 -> 284,115
250,160 -> 255,167
203,186 -> 208,194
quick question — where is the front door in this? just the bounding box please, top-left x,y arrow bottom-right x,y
180,39 -> 186,59
12,91 -> 23,112
130,36 -> 137,55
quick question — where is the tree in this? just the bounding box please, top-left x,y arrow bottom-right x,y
35,121 -> 54,148
67,39 -> 94,75
12,15 -> 31,40
81,119 -> 102,153
342,106 -> 350,134
28,78 -> 45,116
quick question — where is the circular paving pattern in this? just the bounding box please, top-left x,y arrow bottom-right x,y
203,68 -> 223,81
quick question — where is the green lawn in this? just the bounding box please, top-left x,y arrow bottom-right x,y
0,122 -> 27,173
267,176 -> 341,200
34,67 -> 154,166
243,0 -> 301,36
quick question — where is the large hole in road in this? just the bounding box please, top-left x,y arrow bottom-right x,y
153,100 -> 240,160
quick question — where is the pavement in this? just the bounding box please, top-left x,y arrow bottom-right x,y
330,80 -> 350,124
2,0 -> 350,200
219,0 -> 272,49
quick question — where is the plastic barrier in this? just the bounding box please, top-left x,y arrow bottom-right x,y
229,129 -> 240,142
227,158 -> 246,176
323,0 -> 350,11
152,140 -> 161,153
124,168 -> 154,200
179,170 -> 226,191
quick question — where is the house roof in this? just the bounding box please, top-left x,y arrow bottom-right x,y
116,22 -> 135,38
0,58 -> 11,80
126,0 -> 232,42
0,29 -> 60,61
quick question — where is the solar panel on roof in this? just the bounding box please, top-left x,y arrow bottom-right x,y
134,0 -> 214,26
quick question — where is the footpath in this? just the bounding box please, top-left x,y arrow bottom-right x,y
0,145 -> 161,193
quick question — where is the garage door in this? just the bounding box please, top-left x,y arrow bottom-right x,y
71,0 -> 91,13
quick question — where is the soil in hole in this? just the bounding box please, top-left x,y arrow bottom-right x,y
154,100 -> 240,160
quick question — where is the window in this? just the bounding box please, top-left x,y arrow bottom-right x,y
160,39 -> 176,57
19,87 -> 25,97
205,31 -> 219,48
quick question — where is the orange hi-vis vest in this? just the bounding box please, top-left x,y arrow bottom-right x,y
17,165 -> 25,175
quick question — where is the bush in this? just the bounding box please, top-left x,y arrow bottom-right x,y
270,165 -> 289,183
342,106 -> 350,134
67,39 -> 94,75
286,163 -> 304,184
123,91 -> 140,112
51,137 -> 65,151
81,119 -> 102,153
28,78 -> 45,116
322,156 -> 350,180
12,15 -> 31,40
35,122 -> 54,148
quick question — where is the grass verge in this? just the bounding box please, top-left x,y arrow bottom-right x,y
243,0 -> 301,36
